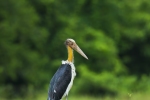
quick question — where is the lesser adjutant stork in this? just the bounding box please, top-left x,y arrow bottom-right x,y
47,39 -> 88,100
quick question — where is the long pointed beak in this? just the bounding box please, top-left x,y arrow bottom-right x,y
72,44 -> 88,60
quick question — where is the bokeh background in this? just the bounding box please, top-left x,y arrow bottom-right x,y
1,0 -> 150,100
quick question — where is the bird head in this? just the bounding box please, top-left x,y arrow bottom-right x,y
65,39 -> 88,60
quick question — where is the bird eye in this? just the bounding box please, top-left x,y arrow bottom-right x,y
70,42 -> 73,45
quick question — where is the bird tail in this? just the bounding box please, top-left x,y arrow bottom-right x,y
47,97 -> 50,100
47,96 -> 56,100
47,95 -> 59,100
47,97 -> 54,100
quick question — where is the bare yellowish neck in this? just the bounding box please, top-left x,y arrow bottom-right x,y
67,46 -> 74,62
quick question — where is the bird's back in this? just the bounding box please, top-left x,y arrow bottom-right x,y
47,63 -> 71,100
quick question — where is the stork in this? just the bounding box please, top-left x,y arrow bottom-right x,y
47,39 -> 88,100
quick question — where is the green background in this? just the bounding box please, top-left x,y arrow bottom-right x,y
0,0 -> 150,99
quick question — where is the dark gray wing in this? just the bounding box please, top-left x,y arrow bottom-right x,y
47,64 -> 71,100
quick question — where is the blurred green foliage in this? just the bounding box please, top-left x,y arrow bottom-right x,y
1,0 -> 150,98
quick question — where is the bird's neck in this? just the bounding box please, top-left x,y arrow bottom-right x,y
67,46 -> 74,62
